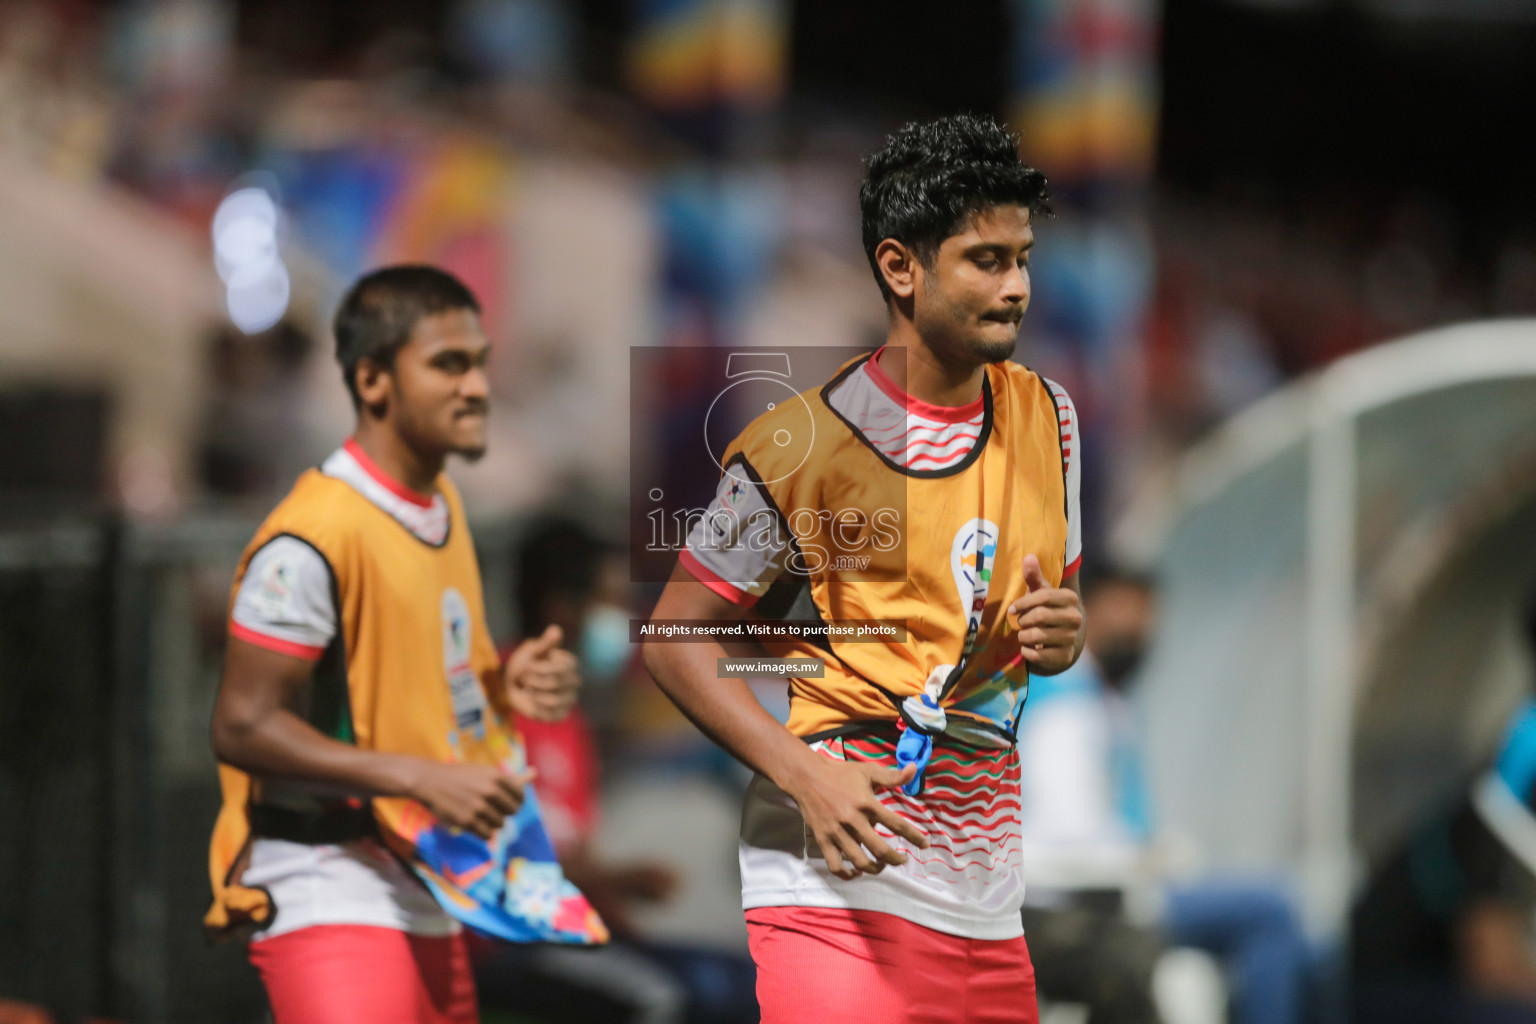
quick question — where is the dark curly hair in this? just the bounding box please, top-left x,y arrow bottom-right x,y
859,114 -> 1050,302
333,265 -> 481,407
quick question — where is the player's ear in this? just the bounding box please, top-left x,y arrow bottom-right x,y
875,239 -> 917,301
354,357 -> 392,416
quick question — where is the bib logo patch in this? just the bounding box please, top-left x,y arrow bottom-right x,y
950,518 -> 999,656
442,588 -> 487,737
250,555 -> 297,620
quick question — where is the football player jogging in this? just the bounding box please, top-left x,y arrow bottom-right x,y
644,114 -> 1086,1023
205,266 -> 601,1024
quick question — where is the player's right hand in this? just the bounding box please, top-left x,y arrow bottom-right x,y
789,756 -> 930,880
406,761 -> 535,840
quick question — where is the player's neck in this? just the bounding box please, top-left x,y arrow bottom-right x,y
350,421 -> 443,498
876,325 -> 986,409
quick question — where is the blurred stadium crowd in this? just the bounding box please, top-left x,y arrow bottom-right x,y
6,0 -> 1534,524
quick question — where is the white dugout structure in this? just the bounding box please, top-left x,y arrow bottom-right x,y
1116,320 -> 1536,936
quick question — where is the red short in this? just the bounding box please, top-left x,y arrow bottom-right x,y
746,906 -> 1038,1024
248,925 -> 477,1024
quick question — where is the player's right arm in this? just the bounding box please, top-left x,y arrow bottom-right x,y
642,562 -> 929,879
212,535 -> 527,840
211,639 -> 527,840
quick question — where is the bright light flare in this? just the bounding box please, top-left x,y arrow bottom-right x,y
226,261 -> 291,334
212,185 -> 290,333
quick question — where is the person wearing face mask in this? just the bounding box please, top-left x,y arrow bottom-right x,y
1016,566 -> 1312,1024
471,516 -> 761,1024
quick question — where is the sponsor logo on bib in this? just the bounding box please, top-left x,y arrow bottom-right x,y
442,588 -> 488,738
950,518 -> 999,657
250,555 -> 296,620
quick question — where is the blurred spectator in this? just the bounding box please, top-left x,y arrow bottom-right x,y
197,320 -> 319,498
0,2 -> 111,180
1017,566 -> 1311,1024
1352,592 -> 1536,1024
473,515 -> 758,1024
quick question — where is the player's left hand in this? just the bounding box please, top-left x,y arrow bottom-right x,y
1007,554 -> 1084,675
504,624 -> 580,722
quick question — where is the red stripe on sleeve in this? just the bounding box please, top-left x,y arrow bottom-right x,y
1063,554 -> 1082,579
230,621 -> 326,660
678,549 -> 760,607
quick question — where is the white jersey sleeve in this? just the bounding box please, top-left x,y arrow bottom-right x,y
230,535 -> 337,659
1043,379 -> 1083,578
679,459 -> 791,607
